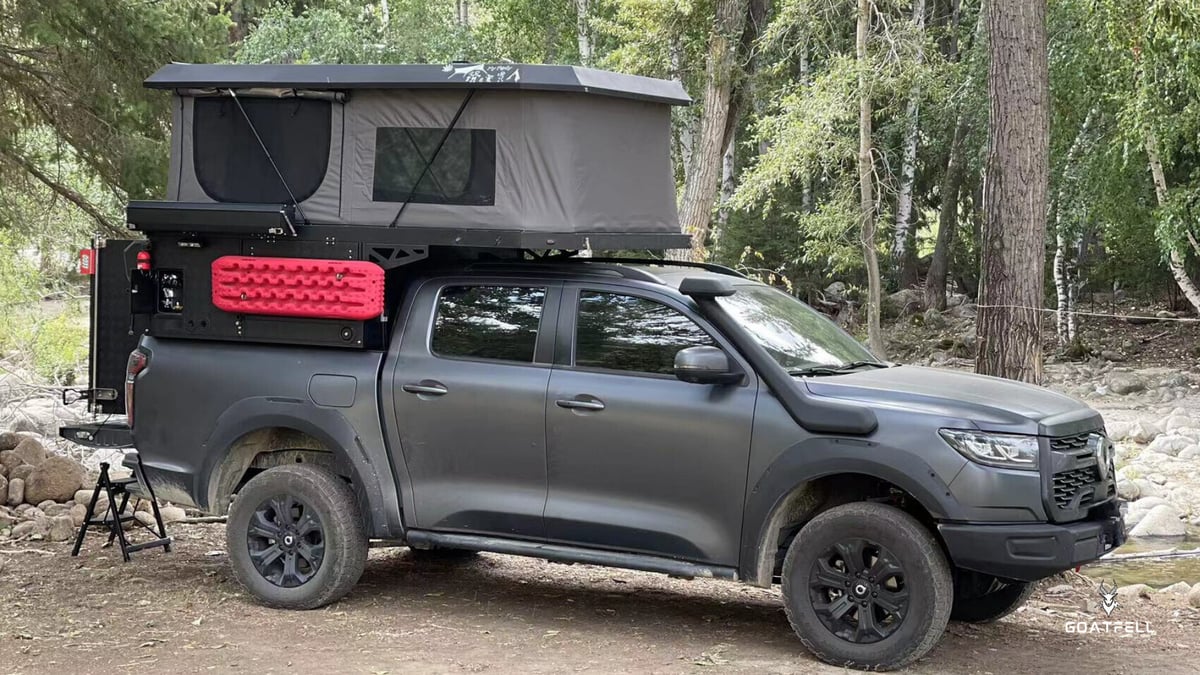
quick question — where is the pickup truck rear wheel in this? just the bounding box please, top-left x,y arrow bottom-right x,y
781,502 -> 952,671
227,464 -> 367,609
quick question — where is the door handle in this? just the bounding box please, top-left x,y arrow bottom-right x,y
556,398 -> 605,411
402,382 -> 448,396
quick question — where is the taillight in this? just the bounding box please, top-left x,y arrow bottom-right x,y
125,350 -> 148,425
136,250 -> 152,271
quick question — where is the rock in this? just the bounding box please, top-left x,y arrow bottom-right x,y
23,456 -> 86,504
0,431 -> 21,451
0,510 -> 14,530
922,307 -> 946,328
133,510 -> 157,528
159,504 -> 187,524
1117,584 -> 1153,600
1045,584 -> 1073,595
36,499 -> 56,511
9,463 -> 34,482
10,436 -> 47,466
6,477 -> 24,507
1128,504 -> 1187,537
824,281 -> 847,299
1108,375 -> 1147,395
1126,421 -> 1162,443
1107,421 -> 1132,442
1116,479 -> 1140,500
69,502 -> 88,527
74,488 -> 97,505
1100,350 -> 1126,362
43,503 -> 71,518
0,450 -> 24,473
1147,473 -> 1168,485
10,518 -> 47,539
14,502 -> 31,514
1159,581 -> 1193,594
1147,434 -> 1192,457
1164,415 -> 1199,433
1189,584 -> 1200,608
1124,314 -> 1157,325
22,507 -> 45,520
1131,479 -> 1162,500
0,475 -> 5,505
883,289 -> 923,317
46,515 -> 75,541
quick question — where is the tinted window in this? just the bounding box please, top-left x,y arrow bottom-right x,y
193,97 -> 331,204
575,292 -> 714,375
373,128 -> 496,205
432,286 -> 545,363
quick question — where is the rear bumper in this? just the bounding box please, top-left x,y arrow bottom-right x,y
59,422 -> 133,449
938,501 -> 1125,582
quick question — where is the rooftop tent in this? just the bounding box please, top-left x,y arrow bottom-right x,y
144,63 -> 691,243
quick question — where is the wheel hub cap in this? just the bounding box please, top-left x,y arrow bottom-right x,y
808,537 -> 910,645
246,495 -> 326,588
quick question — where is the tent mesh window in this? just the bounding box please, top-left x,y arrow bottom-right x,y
193,97 -> 332,204
372,128 -> 496,205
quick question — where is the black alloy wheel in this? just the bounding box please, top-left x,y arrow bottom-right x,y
247,495 -> 326,588
809,538 -> 909,644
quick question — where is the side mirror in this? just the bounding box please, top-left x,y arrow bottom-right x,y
674,346 -> 743,385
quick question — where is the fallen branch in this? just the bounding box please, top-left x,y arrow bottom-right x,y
1139,330 -> 1171,344
1091,546 -> 1200,564
0,548 -> 56,555
181,516 -> 227,524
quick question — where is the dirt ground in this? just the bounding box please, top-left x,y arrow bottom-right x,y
1,524 -> 1197,675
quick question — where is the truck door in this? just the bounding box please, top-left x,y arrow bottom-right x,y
544,284 -> 756,566
390,278 -> 559,538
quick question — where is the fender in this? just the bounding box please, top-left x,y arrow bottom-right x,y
738,438 -> 960,584
198,396 -> 405,539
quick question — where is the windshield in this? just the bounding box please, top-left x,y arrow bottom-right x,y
715,284 -> 875,370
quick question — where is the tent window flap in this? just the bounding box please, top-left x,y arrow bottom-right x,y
372,127 -> 496,206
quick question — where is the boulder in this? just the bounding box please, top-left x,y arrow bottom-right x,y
69,502 -> 88,527
1107,421 -> 1132,442
0,475 -> 6,505
1146,434 -> 1192,457
11,436 -> 47,466
133,510 -> 157,528
6,477 -> 24,507
43,503 -> 72,518
0,463 -> 6,479
22,507 -> 45,521
9,464 -> 34,482
74,488 -> 95,505
1163,415 -> 1199,434
1131,478 -> 1162,500
1179,446 -> 1200,461
824,281 -> 847,300
46,515 -> 75,542
1189,584 -> 1200,609
23,455 -> 86,504
1100,350 -> 1126,362
1108,375 -> 1147,395
883,288 -> 923,317
160,504 -> 187,524
0,430 -> 21,451
1159,581 -> 1193,595
1116,584 -> 1153,600
1116,479 -> 1140,501
1126,421 -> 1162,443
0,510 -> 14,530
0,450 -> 23,473
1128,503 -> 1187,537
10,518 -> 47,539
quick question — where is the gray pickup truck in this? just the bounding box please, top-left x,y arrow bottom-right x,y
61,62 -> 1124,671
115,257 -> 1120,669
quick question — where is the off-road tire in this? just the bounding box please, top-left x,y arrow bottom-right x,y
781,502 -> 952,671
227,464 -> 367,610
950,578 -> 1035,623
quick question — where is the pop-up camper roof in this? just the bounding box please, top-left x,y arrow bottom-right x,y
132,62 -> 692,250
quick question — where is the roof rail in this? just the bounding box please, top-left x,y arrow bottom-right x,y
462,261 -> 666,285
566,257 -> 748,279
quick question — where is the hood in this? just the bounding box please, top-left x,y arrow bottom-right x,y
801,366 -> 1103,436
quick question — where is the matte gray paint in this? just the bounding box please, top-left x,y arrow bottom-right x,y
309,374 -> 358,408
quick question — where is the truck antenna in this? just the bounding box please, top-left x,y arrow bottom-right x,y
388,89 -> 476,228
226,88 -> 304,233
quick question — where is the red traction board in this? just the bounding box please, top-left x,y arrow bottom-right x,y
211,256 -> 385,320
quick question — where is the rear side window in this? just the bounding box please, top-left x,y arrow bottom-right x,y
192,97 -> 331,203
574,292 -> 714,375
373,128 -> 496,205
432,285 -> 545,363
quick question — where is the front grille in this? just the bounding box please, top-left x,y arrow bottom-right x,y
1050,432 -> 1093,454
1052,465 -> 1099,509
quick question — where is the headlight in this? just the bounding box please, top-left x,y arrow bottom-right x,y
939,429 -> 1039,470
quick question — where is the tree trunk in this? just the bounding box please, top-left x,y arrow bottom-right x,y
924,117 -> 966,311
892,0 -> 926,288
1052,108 -> 1095,346
856,0 -> 886,358
671,0 -> 749,262
457,0 -> 469,27
575,0 -> 591,65
713,126 -> 737,257
1146,132 -> 1200,314
976,0 -> 1049,384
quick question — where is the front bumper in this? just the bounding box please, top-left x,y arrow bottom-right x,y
937,501 -> 1125,582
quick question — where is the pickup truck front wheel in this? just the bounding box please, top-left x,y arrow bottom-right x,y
781,502 -> 952,671
227,464 -> 367,609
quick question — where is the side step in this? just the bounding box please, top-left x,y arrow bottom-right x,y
404,530 -> 737,581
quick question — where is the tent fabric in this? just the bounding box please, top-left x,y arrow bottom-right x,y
159,64 -> 685,236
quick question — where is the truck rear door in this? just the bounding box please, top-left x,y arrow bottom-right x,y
389,277 -> 560,538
